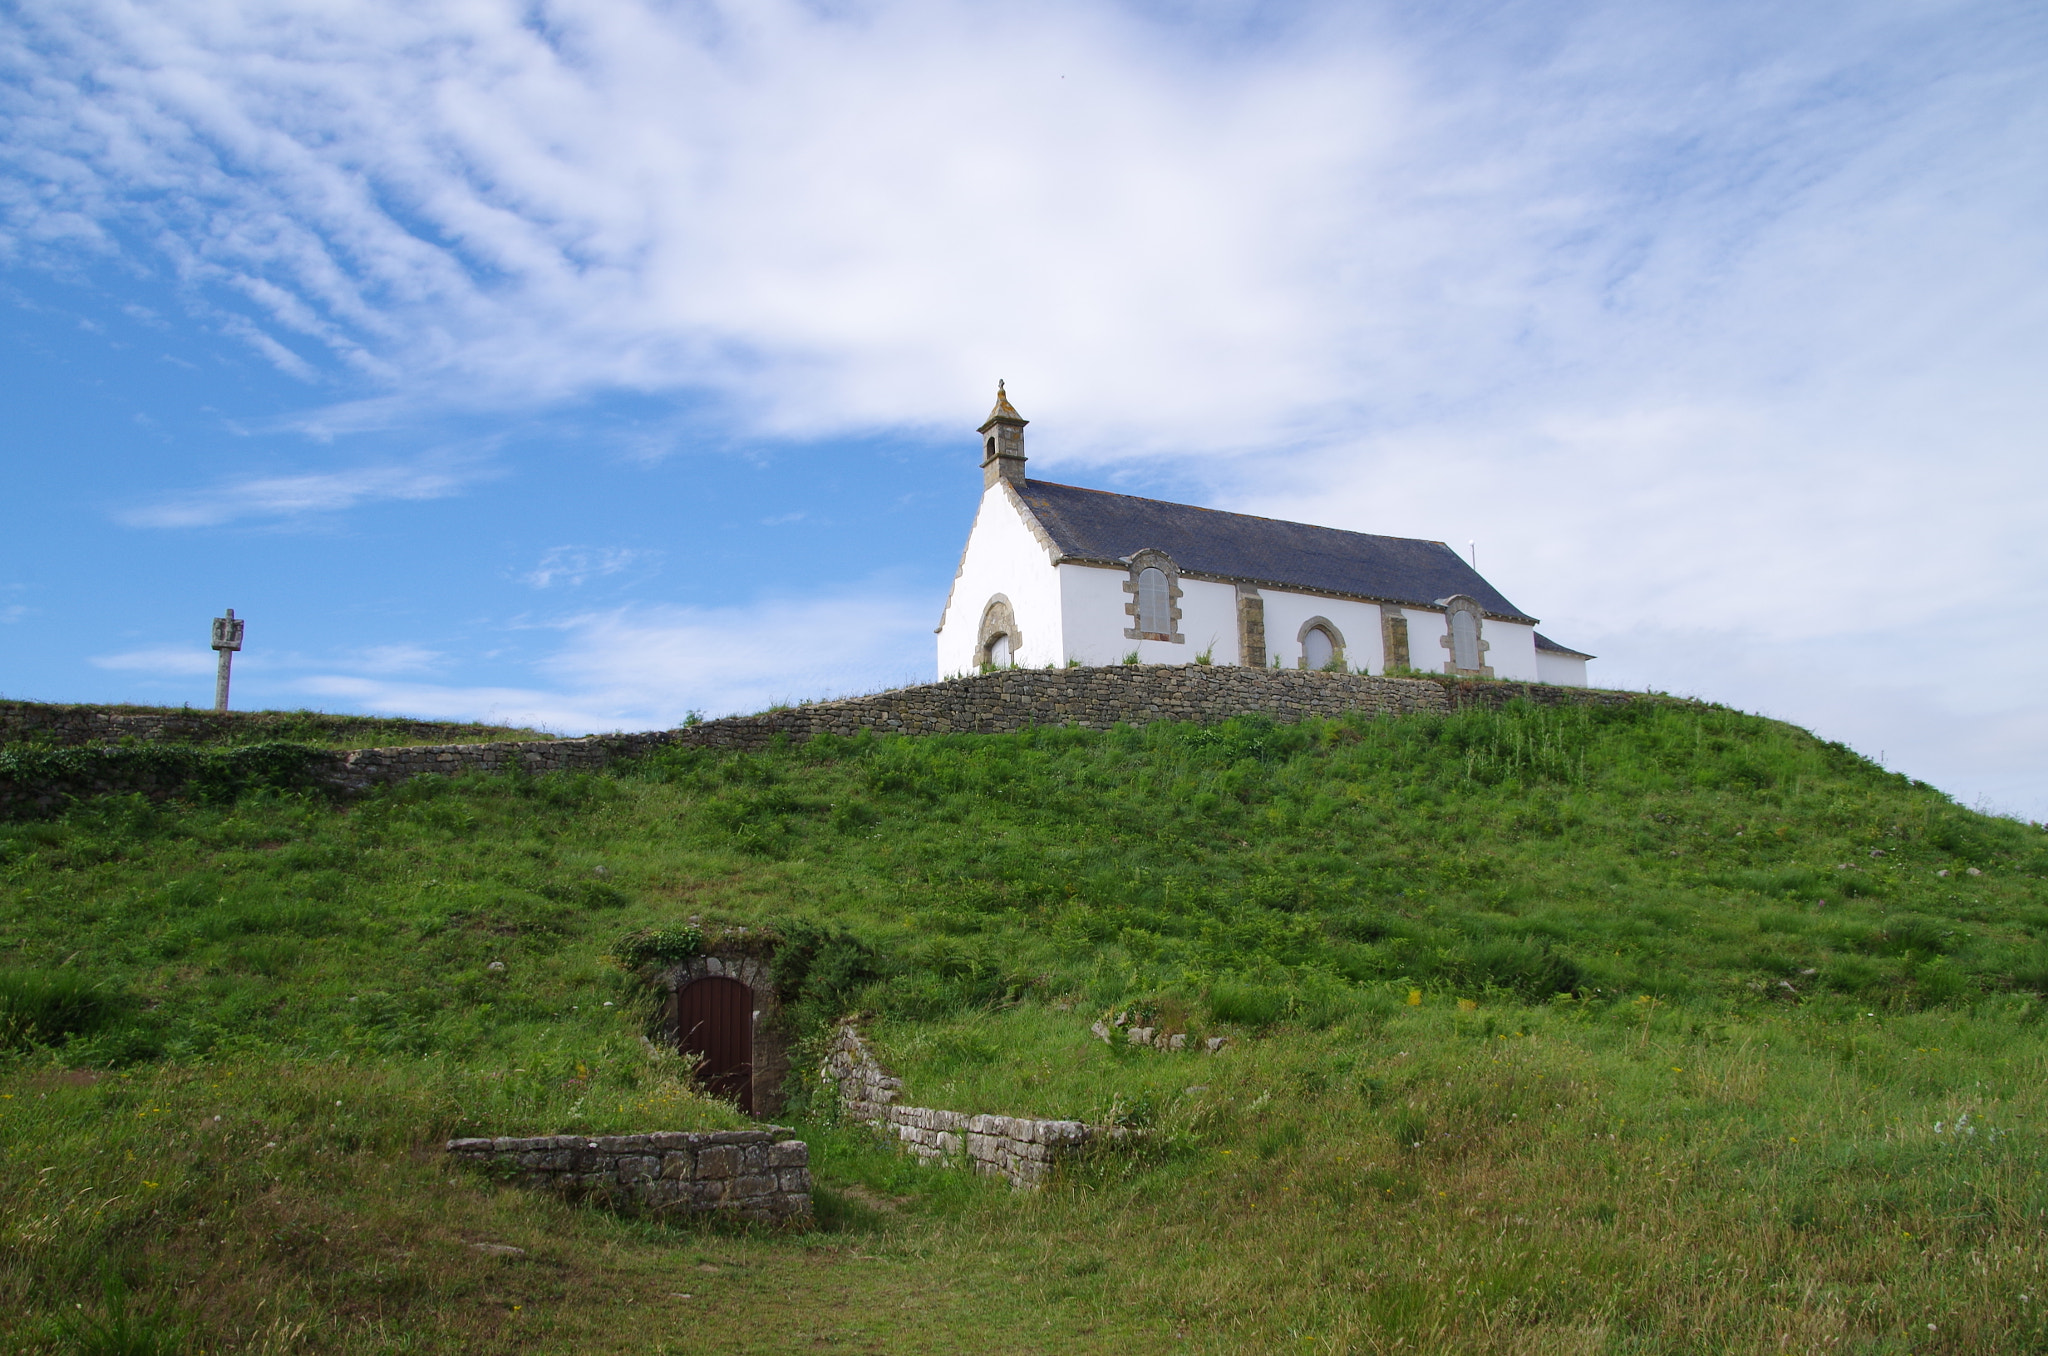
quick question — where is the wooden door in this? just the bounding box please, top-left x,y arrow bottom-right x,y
674,976 -> 753,1114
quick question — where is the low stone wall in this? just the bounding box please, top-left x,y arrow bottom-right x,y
321,733 -> 670,793
445,1129 -> 811,1223
677,666 -> 1458,749
822,1025 -> 1098,1189
0,699 -> 547,749
3,668 -> 1653,817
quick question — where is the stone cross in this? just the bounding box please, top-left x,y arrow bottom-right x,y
210,608 -> 245,712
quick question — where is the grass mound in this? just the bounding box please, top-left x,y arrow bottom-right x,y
2,698 -> 2046,1351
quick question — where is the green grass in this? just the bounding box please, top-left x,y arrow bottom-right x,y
3,698 -> 2048,1352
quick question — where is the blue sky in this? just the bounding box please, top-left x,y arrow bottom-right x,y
3,0 -> 2046,817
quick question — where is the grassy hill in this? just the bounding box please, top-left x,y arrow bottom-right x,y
3,697 -> 2047,1353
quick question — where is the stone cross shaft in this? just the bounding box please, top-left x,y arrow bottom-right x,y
209,608 -> 245,712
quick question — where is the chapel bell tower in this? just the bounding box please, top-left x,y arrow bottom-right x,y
979,381 -> 1028,489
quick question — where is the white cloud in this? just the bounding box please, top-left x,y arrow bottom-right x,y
91,646 -> 218,676
117,459 -> 485,527
0,604 -> 28,624
292,587 -> 936,732
522,546 -> 658,590
332,644 -> 448,676
7,0 -> 2047,811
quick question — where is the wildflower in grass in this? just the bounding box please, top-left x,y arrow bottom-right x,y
1407,989 -> 1422,1006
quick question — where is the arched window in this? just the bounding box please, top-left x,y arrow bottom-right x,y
1121,551 -> 1182,644
1434,594 -> 1491,676
985,437 -> 996,459
988,633 -> 1011,667
1303,626 -> 1335,671
1136,567 -> 1170,634
1450,609 -> 1480,671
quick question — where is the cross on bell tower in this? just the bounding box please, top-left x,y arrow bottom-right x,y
978,381 -> 1027,489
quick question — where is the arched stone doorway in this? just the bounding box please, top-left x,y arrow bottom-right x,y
673,975 -> 754,1114
660,948 -> 788,1117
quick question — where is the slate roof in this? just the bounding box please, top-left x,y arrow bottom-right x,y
1014,480 -> 1538,623
1534,632 -> 1594,659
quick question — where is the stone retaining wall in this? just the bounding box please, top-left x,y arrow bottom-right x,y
0,699 -> 545,749
445,1129 -> 810,1223
821,1025 -> 1097,1189
4,668 -> 1653,816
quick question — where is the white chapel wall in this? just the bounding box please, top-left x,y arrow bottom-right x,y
935,488 -> 1063,676
1536,651 -> 1590,686
1260,592 -> 1387,672
1480,620 -> 1540,681
1056,565 -> 1133,666
1165,576 -> 1239,664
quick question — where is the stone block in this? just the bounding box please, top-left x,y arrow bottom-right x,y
648,1131 -> 698,1150
732,1174 -> 777,1199
695,1145 -> 741,1179
660,1151 -> 693,1180
768,1140 -> 808,1168
740,1143 -> 769,1173
776,1168 -> 811,1192
935,1131 -> 962,1156
617,1154 -> 661,1183
446,1138 -> 493,1153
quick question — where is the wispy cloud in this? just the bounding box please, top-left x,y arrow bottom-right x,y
293,589 -> 934,732
522,547 -> 659,590
91,647 -> 218,677
117,460 -> 484,528
5,0 -> 2046,810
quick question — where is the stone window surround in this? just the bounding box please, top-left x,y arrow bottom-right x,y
1295,616 -> 1347,671
1435,594 -> 1494,678
976,595 -> 1022,668
1121,549 -> 1186,644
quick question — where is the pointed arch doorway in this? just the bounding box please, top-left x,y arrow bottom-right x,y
673,975 -> 754,1114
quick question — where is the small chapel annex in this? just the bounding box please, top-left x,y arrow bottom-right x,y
936,385 -> 1595,685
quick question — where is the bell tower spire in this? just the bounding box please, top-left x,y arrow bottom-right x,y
978,380 -> 1028,489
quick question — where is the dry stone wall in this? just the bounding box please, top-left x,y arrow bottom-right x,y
0,700 -> 545,749
4,668 -> 1652,817
444,1129 -> 810,1223
821,1025 -> 1097,1189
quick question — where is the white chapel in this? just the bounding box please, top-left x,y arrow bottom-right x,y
935,385 -> 1594,686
